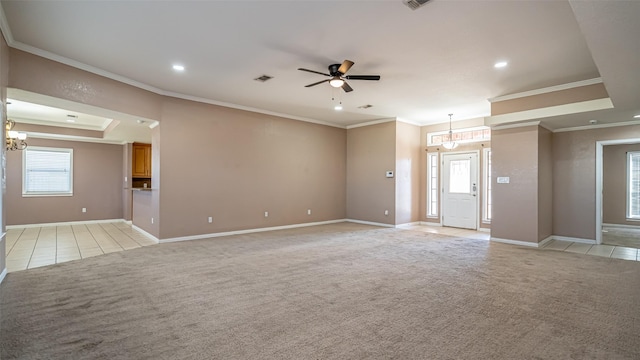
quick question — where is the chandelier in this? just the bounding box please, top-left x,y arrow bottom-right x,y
442,113 -> 458,150
6,119 -> 28,151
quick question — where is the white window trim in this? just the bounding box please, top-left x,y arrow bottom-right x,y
22,146 -> 74,197
427,152 -> 438,218
627,151 -> 640,220
482,147 -> 492,223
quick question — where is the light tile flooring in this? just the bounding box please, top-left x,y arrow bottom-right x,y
404,223 -> 639,262
542,239 -> 640,261
5,221 -> 156,273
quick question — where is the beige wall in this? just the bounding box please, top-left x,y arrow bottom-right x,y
157,97 -> 347,239
538,127 -> 553,241
8,49 -> 162,121
491,125 -> 539,243
602,143 -> 640,226
347,121 -> 396,225
5,138 -> 124,225
7,50 -> 349,240
395,122 -> 421,225
553,125 -> 640,240
491,83 -> 609,116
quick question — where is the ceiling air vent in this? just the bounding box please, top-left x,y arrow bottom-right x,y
358,104 -> 373,109
403,0 -> 432,11
254,75 -> 273,82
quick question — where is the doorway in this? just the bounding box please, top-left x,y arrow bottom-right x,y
442,152 -> 479,229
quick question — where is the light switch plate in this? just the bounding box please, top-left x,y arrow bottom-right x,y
497,177 -> 510,184
386,171 -> 394,178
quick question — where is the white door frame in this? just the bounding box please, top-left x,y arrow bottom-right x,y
441,150 -> 481,230
595,138 -> 640,244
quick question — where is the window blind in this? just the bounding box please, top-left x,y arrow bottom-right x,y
23,148 -> 73,195
630,152 -> 640,218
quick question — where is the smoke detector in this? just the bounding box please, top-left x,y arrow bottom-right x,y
403,0 -> 432,11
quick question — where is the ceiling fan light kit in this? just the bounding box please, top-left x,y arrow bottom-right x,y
298,59 -> 380,93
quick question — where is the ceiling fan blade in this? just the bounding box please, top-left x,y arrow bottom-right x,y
338,60 -> 354,74
305,79 -> 330,87
345,75 -> 381,81
341,82 -> 353,93
298,68 -> 330,77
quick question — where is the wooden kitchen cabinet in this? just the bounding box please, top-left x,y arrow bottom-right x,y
132,143 -> 151,178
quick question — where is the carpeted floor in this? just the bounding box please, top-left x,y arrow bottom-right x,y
1,222 -> 639,359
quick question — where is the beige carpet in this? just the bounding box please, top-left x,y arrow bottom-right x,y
1,223 -> 639,359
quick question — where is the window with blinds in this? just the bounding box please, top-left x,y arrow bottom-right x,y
628,151 -> 640,219
23,147 -> 73,196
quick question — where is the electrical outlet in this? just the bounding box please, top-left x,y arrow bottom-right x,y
151,217 -> 154,224
264,211 -> 269,218
82,208 -> 87,213
208,216 -> 213,223
384,210 -> 389,216
307,209 -> 311,215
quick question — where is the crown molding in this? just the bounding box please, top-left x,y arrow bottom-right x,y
346,118 -> 397,129
553,119 -> 640,133
488,78 -> 604,103
26,132 -> 127,145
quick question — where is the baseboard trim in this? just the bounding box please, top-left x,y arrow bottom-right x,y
552,235 -> 596,245
160,219 -> 348,243
0,267 -> 7,285
478,228 -> 491,233
132,225 -> 160,243
6,219 -> 126,229
345,219 -> 395,228
603,223 -> 640,230
395,222 -> 421,228
419,221 -> 442,227
490,237 -> 541,248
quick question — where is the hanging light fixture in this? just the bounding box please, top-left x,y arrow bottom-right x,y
442,113 -> 458,150
6,119 -> 28,151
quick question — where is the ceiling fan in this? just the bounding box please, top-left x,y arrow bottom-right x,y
298,60 -> 380,93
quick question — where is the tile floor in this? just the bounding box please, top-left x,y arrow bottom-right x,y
404,223 -> 640,262
541,239 -> 640,261
5,221 -> 157,273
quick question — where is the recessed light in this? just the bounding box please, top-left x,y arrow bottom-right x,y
172,64 -> 185,71
494,61 -> 508,68
634,114 -> 640,119
334,105 -> 343,111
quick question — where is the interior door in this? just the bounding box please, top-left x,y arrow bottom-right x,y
442,152 -> 478,229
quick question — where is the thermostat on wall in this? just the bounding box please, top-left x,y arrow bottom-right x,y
497,176 -> 510,184
386,171 -> 394,178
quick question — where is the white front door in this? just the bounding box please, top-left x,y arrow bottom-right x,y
442,152 -> 478,229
